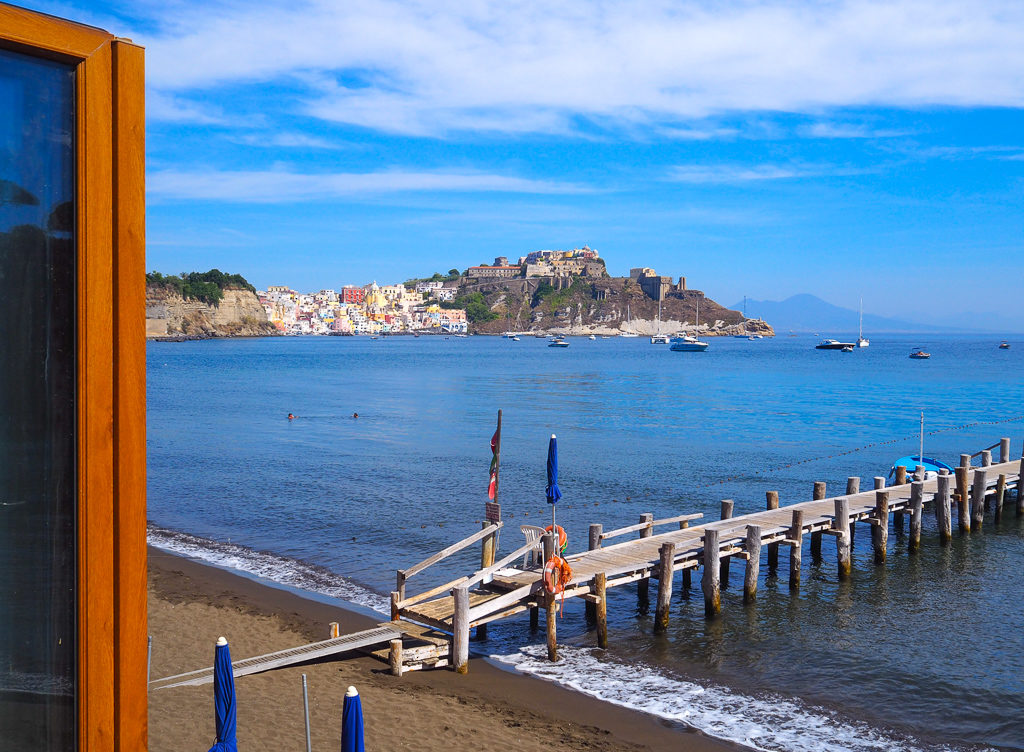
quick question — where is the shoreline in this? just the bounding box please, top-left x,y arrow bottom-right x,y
148,545 -> 750,751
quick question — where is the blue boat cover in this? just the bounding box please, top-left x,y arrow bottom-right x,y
888,455 -> 955,478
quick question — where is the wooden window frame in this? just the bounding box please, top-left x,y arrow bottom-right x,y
0,5 -> 146,751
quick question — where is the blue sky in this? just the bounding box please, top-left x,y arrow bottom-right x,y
26,0 -> 1024,328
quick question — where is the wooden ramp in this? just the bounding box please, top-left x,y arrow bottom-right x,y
149,625 -> 401,690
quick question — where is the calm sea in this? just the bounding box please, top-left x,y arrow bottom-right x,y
147,334 -> 1024,751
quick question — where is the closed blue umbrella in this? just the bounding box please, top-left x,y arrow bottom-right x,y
341,685 -> 365,752
546,434 -> 562,537
208,637 -> 237,752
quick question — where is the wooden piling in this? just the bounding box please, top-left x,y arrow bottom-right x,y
638,513 -> 653,603
1018,453 -> 1024,517
680,519 -> 692,591
999,437 -> 1010,464
655,543 -> 675,633
720,500 -> 734,587
452,585 -> 469,674
970,468 -> 987,530
477,522 -> 497,640
702,529 -> 721,618
595,572 -> 608,649
744,525 -> 761,602
874,476 -> 886,490
936,473 -> 952,543
872,491 -> 889,565
766,491 -> 780,573
909,481 -> 924,553
586,524 -> 602,621
960,453 -> 971,468
811,482 -> 826,563
390,591 -> 400,621
955,466 -> 971,533
846,477 -> 859,546
981,450 -> 992,467
389,638 -> 403,677
530,605 -> 539,632
788,510 -> 803,589
893,468 -> 906,536
995,474 -> 1006,522
546,595 -> 558,662
834,497 -> 851,580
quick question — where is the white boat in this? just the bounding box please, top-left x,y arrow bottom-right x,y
510,335 -> 520,341
548,338 -> 570,348
651,299 -> 669,343
670,299 -> 709,351
621,303 -> 638,337
588,334 -> 596,340
909,348 -> 930,359
816,338 -> 856,350
857,298 -> 869,347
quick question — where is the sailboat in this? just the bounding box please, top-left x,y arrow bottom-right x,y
670,297 -> 709,352
651,297 -> 669,344
857,298 -> 869,347
620,303 -> 638,337
734,295 -> 750,337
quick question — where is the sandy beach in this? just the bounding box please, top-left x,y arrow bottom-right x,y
148,546 -> 748,752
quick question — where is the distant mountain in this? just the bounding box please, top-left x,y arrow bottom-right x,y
734,294 -> 969,334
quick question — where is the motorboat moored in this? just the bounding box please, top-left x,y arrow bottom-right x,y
650,334 -> 670,344
816,338 -> 856,350
669,335 -> 709,352
909,348 -> 930,359
548,338 -> 570,348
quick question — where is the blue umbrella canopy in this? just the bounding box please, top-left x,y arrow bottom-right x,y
208,637 -> 237,752
546,434 -> 562,504
341,685 -> 365,752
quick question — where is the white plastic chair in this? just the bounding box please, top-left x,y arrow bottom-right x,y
520,525 -> 546,568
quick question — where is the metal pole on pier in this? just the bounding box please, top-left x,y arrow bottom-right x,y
301,673 -> 312,752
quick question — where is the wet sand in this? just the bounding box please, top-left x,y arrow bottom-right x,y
148,547 -> 748,751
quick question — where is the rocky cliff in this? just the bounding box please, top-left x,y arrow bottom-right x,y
146,286 -> 277,339
459,276 -> 774,337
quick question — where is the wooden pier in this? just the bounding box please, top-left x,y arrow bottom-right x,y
150,439 -> 1023,685
386,442 -> 1023,674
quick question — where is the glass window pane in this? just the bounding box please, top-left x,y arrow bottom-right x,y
0,47 -> 77,750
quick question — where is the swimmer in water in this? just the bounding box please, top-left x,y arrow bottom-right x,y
352,412 -> 358,418
287,413 -> 295,420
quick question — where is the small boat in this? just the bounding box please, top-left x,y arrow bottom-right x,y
857,298 -> 870,347
669,335 -> 709,352
588,334 -> 597,341
650,334 -> 670,344
888,455 -> 954,481
600,335 -> 610,339
548,338 -> 570,348
999,341 -> 1010,349
621,303 -> 638,337
841,345 -> 854,352
510,335 -> 520,341
534,332 -> 547,338
909,348 -> 930,359
816,338 -> 856,350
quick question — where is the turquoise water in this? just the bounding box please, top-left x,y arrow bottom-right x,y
147,334 -> 1024,751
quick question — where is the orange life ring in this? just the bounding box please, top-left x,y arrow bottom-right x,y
545,525 -> 568,553
543,555 -> 573,595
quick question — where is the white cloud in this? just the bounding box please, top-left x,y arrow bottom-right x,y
134,0 -> 1024,136
147,167 -> 594,202
147,90 -> 227,124
801,123 -> 912,139
667,164 -> 817,183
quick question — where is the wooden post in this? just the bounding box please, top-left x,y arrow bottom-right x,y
936,473 -> 952,543
477,522 -> 497,640
702,529 -> 721,617
542,532 -> 557,661
872,491 -> 889,565
955,466 -> 971,533
452,585 -> 469,674
999,437 -> 1010,464
788,510 -> 803,589
970,468 -> 987,530
893,468 -> 906,537
766,491 -> 780,573
744,525 -> 761,602
720,500 -> 734,587
894,466 -> 907,486
396,570 -> 407,603
1018,453 -> 1024,517
960,453 -> 971,467
846,477 -> 859,546
330,622 -> 340,638
390,591 -> 400,621
389,638 -> 403,677
595,572 -> 608,649
909,481 -> 924,553
654,543 -> 675,633
586,524 -> 602,621
834,497 -> 851,580
994,474 -> 1006,522
530,605 -> 539,632
874,476 -> 886,491
679,519 -> 691,591
981,450 -> 992,468
811,482 -> 826,563
637,513 -> 653,604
